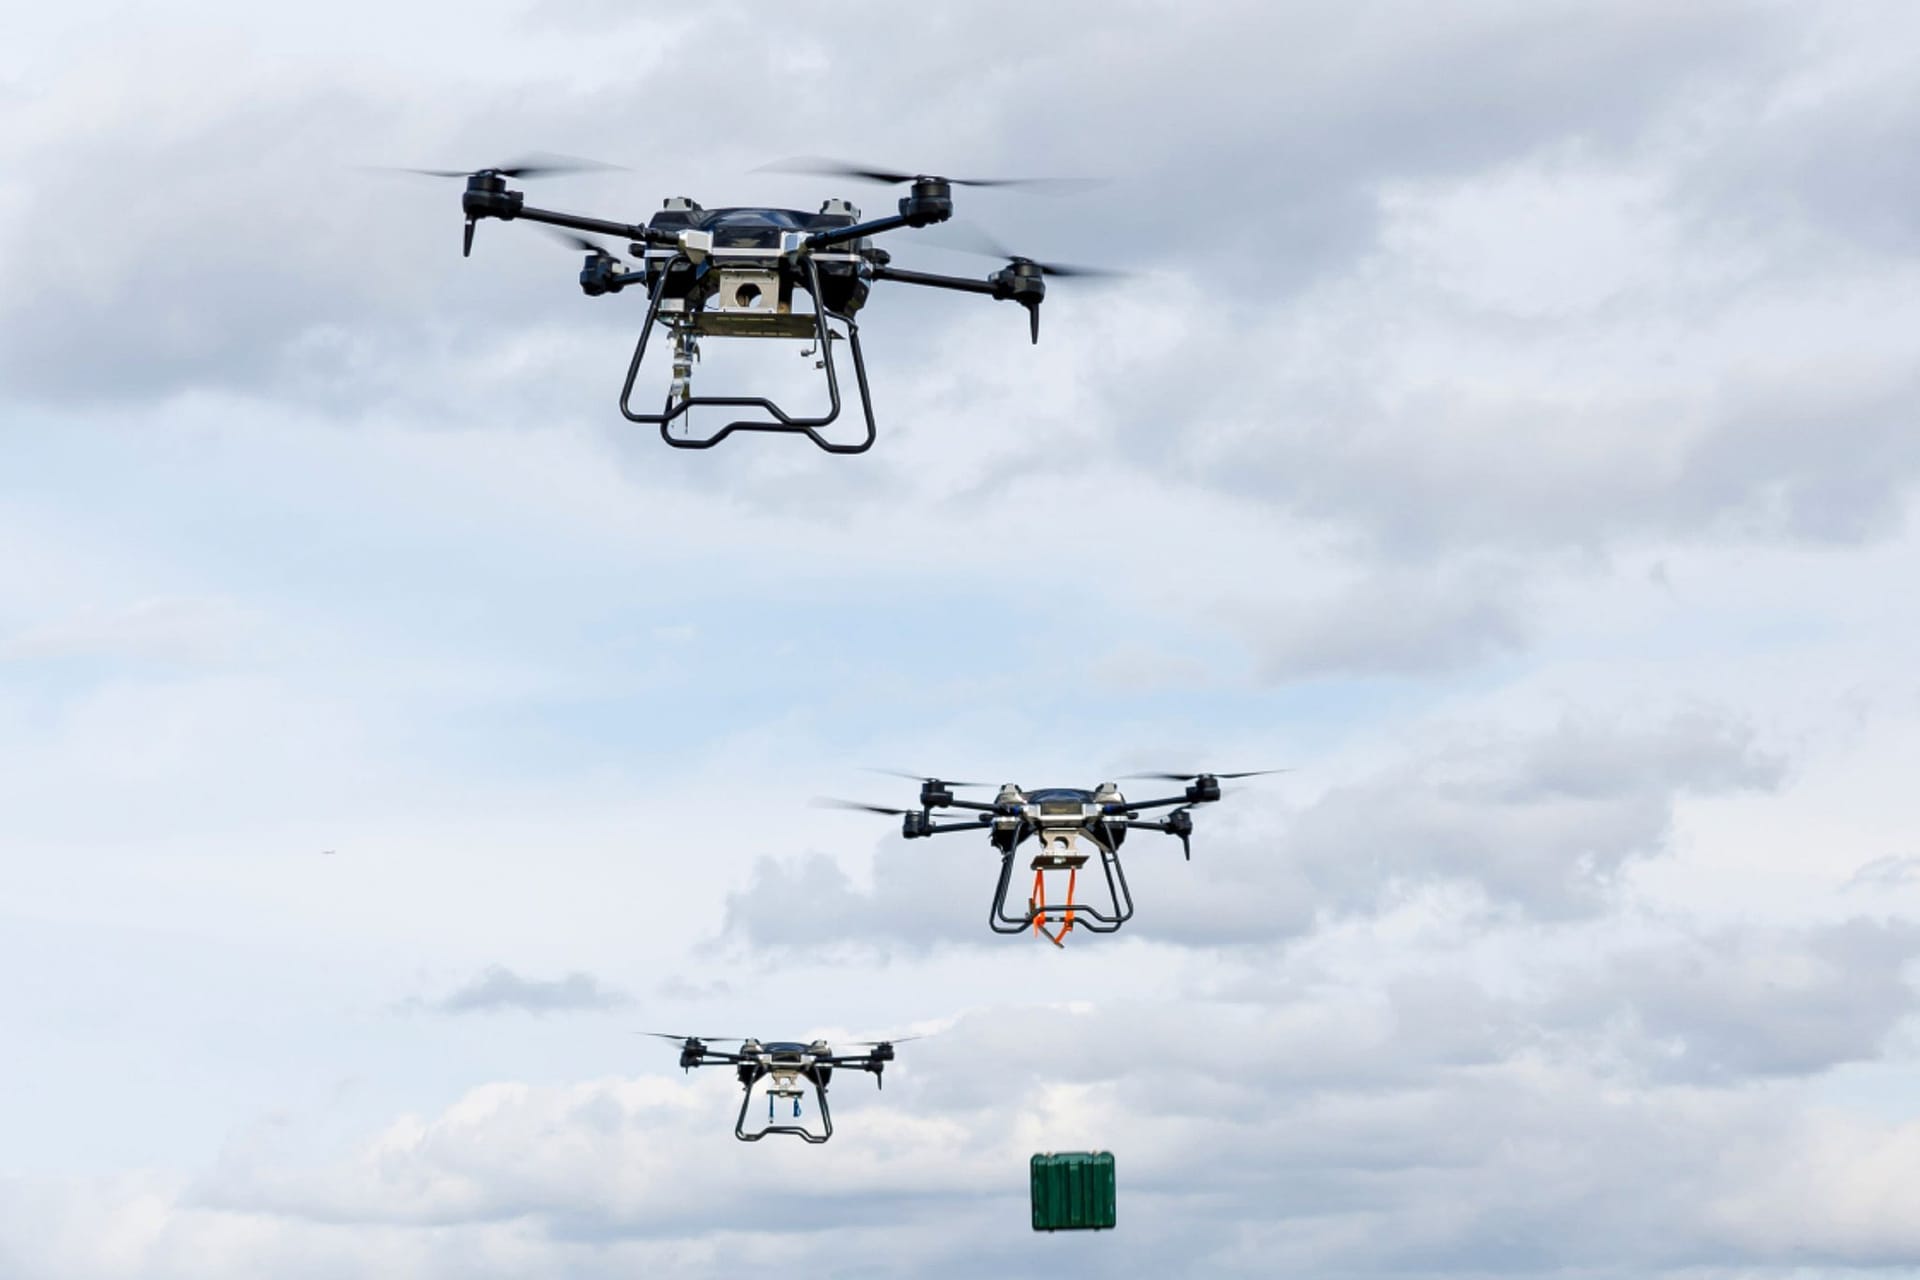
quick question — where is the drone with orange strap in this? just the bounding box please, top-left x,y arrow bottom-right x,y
824,770 -> 1281,946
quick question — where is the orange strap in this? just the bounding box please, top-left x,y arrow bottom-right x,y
1029,866 -> 1078,947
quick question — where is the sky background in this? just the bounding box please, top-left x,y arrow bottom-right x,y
5,1 -> 1920,1276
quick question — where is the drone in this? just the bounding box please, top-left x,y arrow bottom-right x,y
646,1032 -> 913,1143
825,770 -> 1280,946
407,155 -> 1114,454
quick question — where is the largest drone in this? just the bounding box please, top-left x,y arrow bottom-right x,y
417,155 -> 1109,454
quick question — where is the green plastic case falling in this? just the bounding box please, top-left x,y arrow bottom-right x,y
1030,1151 -> 1117,1231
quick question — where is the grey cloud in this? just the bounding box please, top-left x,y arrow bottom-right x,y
1287,710 -> 1785,920
405,965 -> 631,1015
1681,15 -> 1920,260
1551,918 -> 1920,1082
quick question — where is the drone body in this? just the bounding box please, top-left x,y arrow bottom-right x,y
829,770 -> 1277,945
431,159 -> 1105,454
649,1034 -> 905,1143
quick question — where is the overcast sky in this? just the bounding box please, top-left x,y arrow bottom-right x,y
5,2 -> 1920,1276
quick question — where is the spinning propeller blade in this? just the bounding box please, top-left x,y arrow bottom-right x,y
545,228 -> 624,259
758,157 -> 1099,194
921,224 -> 1131,280
639,1032 -> 742,1044
384,153 -> 624,180
864,768 -> 990,788
812,798 -> 917,817
1121,769 -> 1291,781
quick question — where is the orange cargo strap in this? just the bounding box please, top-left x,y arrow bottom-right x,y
1030,865 -> 1077,947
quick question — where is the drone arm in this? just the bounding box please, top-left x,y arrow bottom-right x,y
1115,812 -> 1196,859
804,212 -> 927,250
922,818 -> 992,836
871,264 -> 1045,343
821,1054 -> 890,1088
869,264 -> 1000,296
508,202 -> 671,246
1105,794 -> 1191,814
688,1049 -> 747,1067
942,798 -> 998,813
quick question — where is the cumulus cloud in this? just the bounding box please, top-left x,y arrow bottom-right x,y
9,929 -> 1913,1279
1548,918 -> 1920,1082
1284,709 -> 1786,919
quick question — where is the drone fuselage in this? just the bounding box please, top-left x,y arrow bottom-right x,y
989,785 -> 1130,859
626,202 -> 871,338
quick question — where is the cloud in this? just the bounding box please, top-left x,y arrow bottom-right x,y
1284,709 -> 1786,920
1549,918 -> 1920,1082
404,966 -> 631,1016
1846,854 -> 1920,893
7,936 -> 1910,1278
1223,559 -> 1532,679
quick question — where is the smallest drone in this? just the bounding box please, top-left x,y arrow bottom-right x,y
824,769 -> 1282,946
647,1033 -> 915,1143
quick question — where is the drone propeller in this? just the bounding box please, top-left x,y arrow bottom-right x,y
865,769 -> 990,788
812,798 -> 918,817
1121,769 -> 1290,782
921,224 -> 1130,280
545,228 -> 625,260
758,157 -> 1098,194
843,1035 -> 926,1046
377,153 -> 622,258
387,153 -> 624,180
640,1032 -> 743,1044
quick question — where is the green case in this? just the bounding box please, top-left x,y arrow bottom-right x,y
1030,1151 -> 1117,1231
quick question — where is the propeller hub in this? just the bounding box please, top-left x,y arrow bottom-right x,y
898,180 -> 954,227
1186,775 -> 1222,804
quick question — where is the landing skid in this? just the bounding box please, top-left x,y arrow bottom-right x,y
618,255 -> 878,455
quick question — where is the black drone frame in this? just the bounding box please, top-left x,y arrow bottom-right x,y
616,253 -> 878,454
734,1066 -> 833,1144
657,1037 -> 896,1144
456,172 -> 1048,454
890,776 -> 1219,945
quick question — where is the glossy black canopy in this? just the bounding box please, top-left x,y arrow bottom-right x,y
1025,787 -> 1097,805
644,206 -> 856,249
